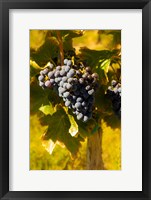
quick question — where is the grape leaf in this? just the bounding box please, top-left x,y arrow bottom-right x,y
30,82 -> 50,114
40,108 -> 82,155
30,60 -> 41,78
39,103 -> 56,116
30,38 -> 59,66
79,47 -> 119,72
100,59 -> 111,73
30,81 -> 60,115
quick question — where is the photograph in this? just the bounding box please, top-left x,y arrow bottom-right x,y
30,30 -> 121,170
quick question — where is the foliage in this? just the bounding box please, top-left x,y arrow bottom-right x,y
30,30 -> 121,170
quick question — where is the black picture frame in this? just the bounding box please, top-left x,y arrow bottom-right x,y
0,0 -> 151,199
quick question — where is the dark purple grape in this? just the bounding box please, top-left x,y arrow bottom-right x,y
65,65 -> 70,72
79,78 -> 84,84
45,80 -> 51,87
65,100 -> 71,107
85,66 -> 91,72
60,70 -> 66,76
83,116 -> 89,122
48,71 -> 54,79
62,76 -> 68,82
63,92 -> 70,98
75,102 -> 81,109
39,81 -> 44,87
66,83 -> 72,90
59,87 -> 66,94
85,85 -> 91,90
49,63 -> 54,69
43,68 -> 49,75
76,97 -> 82,102
88,89 -> 94,95
92,73 -> 99,79
54,70 -> 60,77
50,79 -> 55,84
67,60 -> 72,66
38,75 -> 44,81
64,59 -> 68,65
77,113 -> 83,120
56,66 -> 61,70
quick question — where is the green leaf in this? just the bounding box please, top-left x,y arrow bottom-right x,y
30,82 -> 50,114
30,81 -> 60,115
39,103 -> 56,116
30,60 -> 41,78
40,108 -> 82,154
100,59 -> 111,73
30,38 -> 59,66
79,48 -> 114,69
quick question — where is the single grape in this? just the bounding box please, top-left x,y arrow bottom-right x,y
79,78 -> 84,84
54,70 -> 60,77
62,76 -> 68,82
65,100 -> 71,107
56,66 -> 61,70
39,81 -> 44,87
50,79 -> 55,84
72,95 -> 76,101
38,75 -> 44,81
85,66 -> 91,72
77,113 -> 83,120
67,60 -> 72,66
85,85 -> 91,90
66,83 -> 72,90
48,71 -> 54,79
92,73 -> 99,79
45,80 -> 51,87
64,59 -> 68,65
67,78 -> 73,83
43,68 -> 49,75
49,63 -> 54,69
83,116 -> 89,122
76,97 -> 82,102
72,78 -> 78,83
75,102 -> 81,109
67,69 -> 75,78
88,89 -> 94,95
82,101 -> 86,106
59,87 -> 66,94
60,69 -> 66,76
63,92 -> 70,98
65,65 -> 70,72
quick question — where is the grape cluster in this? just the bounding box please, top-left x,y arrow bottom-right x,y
38,59 -> 99,122
106,80 -> 121,118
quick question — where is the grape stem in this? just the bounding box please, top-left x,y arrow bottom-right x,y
56,31 -> 64,65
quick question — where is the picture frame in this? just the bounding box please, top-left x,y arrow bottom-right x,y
0,0 -> 150,199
